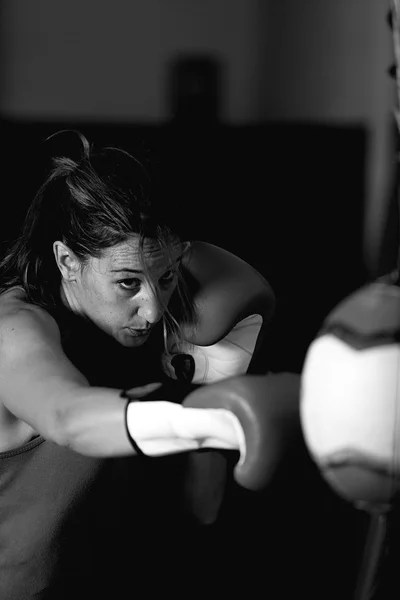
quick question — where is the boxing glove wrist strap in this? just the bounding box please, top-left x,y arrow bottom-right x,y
120,390 -> 147,457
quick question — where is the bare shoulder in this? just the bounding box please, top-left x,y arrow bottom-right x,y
180,242 -> 275,344
184,242 -> 272,293
183,241 -> 274,314
0,288 -> 73,448
0,287 -> 61,355
0,288 -> 88,446
184,241 -> 252,276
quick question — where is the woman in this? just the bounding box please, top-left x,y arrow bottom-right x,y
0,130 -> 275,598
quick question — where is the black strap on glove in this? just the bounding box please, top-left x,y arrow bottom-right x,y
120,389 -> 148,457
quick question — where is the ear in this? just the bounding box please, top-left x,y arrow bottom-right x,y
53,241 -> 81,282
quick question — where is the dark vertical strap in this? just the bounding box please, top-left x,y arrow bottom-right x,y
120,390 -> 148,457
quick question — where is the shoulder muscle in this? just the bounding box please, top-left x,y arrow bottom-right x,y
182,241 -> 275,345
0,303 -> 88,440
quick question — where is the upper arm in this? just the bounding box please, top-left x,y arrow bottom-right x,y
182,241 -> 275,345
0,306 -> 89,442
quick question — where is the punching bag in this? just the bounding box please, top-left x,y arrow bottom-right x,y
300,273 -> 400,511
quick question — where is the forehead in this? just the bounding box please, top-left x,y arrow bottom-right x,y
97,236 -> 181,272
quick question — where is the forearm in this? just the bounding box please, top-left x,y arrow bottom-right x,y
60,386 -> 131,456
60,386 -> 242,458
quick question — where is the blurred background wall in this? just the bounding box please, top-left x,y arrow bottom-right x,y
0,0 -> 396,371
0,0 -> 261,123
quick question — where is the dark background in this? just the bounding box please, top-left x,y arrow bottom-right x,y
0,1 -> 398,598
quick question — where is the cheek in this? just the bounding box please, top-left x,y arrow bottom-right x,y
95,290 -> 129,328
83,278 -> 119,315
88,283 -> 111,307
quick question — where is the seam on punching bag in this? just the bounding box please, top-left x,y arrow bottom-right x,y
317,324 -> 400,349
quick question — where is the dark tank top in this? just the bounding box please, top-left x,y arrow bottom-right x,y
53,302 -> 168,388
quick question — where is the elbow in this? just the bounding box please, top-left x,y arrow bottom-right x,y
46,402 -> 80,450
44,390 -> 90,452
52,401 -> 94,454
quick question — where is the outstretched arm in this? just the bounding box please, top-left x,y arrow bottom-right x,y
0,303 -> 300,491
0,306 -> 242,458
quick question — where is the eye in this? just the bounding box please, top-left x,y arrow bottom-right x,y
118,278 -> 141,291
159,269 -> 176,286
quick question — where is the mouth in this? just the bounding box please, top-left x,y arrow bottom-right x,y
127,328 -> 151,337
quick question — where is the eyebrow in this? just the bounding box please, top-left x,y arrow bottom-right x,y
110,255 -> 184,274
110,268 -> 143,274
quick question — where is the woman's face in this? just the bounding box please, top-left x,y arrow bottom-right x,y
61,236 -> 185,347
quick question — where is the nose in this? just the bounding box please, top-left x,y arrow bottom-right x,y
136,286 -> 163,325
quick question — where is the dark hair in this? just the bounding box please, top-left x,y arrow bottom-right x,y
0,130 -> 196,352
